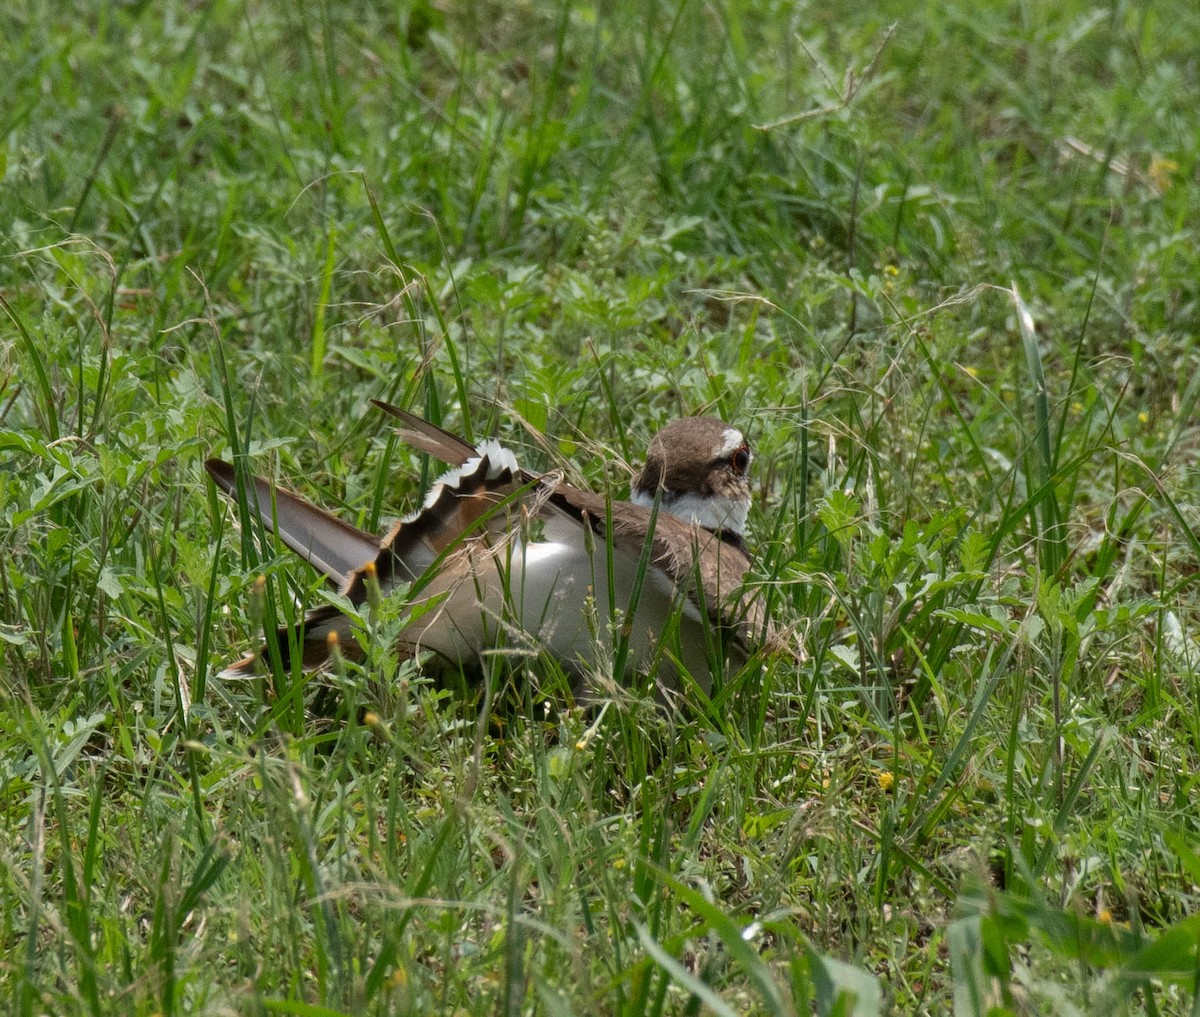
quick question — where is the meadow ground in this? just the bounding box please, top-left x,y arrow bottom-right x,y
2,1 -> 1199,1013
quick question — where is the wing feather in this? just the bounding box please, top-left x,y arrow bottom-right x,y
204,459 -> 381,587
371,400 -> 478,466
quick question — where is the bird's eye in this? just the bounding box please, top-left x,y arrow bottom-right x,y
730,447 -> 750,474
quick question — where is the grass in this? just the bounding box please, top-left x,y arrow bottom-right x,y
2,0 -> 1200,1012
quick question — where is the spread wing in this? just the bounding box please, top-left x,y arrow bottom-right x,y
206,438 -> 530,677
204,459 -> 381,588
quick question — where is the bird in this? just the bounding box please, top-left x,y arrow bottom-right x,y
204,402 -> 774,695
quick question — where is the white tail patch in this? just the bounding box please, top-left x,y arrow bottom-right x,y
418,439 -> 521,512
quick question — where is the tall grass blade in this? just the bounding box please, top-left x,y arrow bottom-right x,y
1012,284 -> 1064,577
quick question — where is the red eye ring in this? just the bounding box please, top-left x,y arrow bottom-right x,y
731,447 -> 750,474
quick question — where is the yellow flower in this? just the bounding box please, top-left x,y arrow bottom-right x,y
1148,155 -> 1178,194
363,559 -> 382,609
876,770 -> 895,792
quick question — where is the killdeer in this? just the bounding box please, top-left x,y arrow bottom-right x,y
205,403 -> 772,694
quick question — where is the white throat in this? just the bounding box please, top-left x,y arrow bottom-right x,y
631,487 -> 748,535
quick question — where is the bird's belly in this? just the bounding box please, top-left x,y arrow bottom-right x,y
400,533 -> 728,689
